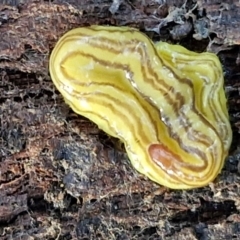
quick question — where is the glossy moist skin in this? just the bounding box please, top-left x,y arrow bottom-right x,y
49,26 -> 232,189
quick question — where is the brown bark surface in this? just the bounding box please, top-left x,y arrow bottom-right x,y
0,0 -> 240,239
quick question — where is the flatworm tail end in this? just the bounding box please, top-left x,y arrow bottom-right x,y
148,143 -> 222,189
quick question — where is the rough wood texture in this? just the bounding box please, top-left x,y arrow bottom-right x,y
0,0 -> 240,239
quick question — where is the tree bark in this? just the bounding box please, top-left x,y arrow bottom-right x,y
0,0 -> 240,239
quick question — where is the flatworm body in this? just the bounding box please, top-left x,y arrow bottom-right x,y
49,26 -> 232,189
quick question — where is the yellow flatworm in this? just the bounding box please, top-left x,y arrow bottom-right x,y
49,26 -> 232,189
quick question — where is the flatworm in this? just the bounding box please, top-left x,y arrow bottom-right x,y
49,26 -> 232,189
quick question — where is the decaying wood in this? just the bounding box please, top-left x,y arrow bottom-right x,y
0,0 -> 240,239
